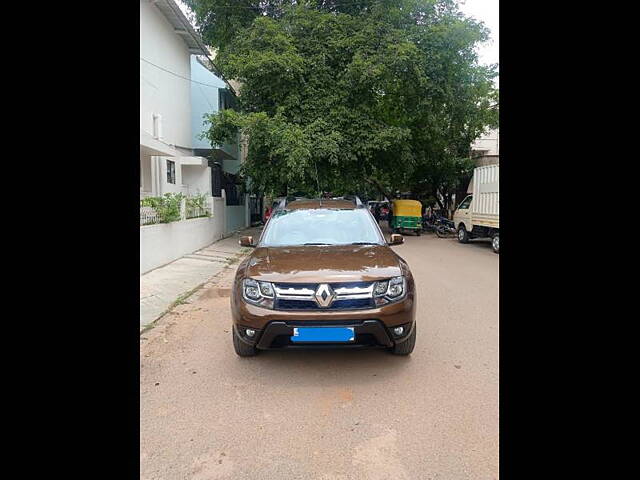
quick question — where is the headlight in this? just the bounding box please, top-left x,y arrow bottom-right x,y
242,278 -> 274,309
373,276 -> 406,305
387,276 -> 404,298
373,281 -> 389,296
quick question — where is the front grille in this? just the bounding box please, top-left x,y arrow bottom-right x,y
272,281 -> 375,311
276,298 -> 373,311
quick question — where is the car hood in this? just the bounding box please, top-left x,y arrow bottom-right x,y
243,245 -> 403,283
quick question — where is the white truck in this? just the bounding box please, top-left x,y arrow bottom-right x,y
453,164 -> 499,253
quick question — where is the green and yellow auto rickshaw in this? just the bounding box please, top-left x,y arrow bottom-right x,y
389,199 -> 422,235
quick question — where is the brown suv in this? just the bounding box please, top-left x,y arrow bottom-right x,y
230,198 -> 416,356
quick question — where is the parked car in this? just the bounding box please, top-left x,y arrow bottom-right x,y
366,201 -> 390,221
264,197 -> 288,222
453,164 -> 499,253
231,197 -> 417,356
378,202 -> 390,221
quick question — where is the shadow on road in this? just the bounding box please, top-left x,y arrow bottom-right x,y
236,348 -> 413,388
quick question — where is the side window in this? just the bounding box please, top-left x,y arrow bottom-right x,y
459,195 -> 472,210
166,160 -> 176,184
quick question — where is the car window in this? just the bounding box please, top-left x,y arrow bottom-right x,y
259,209 -> 384,246
458,196 -> 472,210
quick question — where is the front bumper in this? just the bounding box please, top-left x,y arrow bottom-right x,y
231,277 -> 416,350
234,319 -> 415,350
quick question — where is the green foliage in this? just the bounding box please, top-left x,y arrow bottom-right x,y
141,193 -> 184,223
186,193 -> 207,210
186,193 -> 212,218
190,0 -> 498,199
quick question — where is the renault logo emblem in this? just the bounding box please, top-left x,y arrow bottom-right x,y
314,284 -> 335,307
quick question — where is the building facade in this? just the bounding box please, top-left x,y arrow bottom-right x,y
189,55 -> 251,232
471,128 -> 499,167
140,0 -> 211,198
139,0 -> 249,274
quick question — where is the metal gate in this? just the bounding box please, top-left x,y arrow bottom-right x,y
249,195 -> 263,224
210,162 -> 223,197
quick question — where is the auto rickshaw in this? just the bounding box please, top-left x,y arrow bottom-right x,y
389,199 -> 422,235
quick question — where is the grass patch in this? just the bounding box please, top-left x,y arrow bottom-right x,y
140,247 -> 252,336
139,282 -> 206,335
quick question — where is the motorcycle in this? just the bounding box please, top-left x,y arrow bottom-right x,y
422,212 -> 456,237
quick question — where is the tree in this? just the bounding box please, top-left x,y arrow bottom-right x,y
191,0 -> 498,200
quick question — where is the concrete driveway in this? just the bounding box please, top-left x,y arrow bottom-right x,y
140,228 -> 261,330
140,227 -> 499,480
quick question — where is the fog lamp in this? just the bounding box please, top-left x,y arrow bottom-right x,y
245,328 -> 256,337
393,326 -> 404,336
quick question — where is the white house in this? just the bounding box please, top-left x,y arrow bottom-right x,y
139,0 -> 249,274
139,0 -> 214,198
189,55 -> 253,233
471,128 -> 499,166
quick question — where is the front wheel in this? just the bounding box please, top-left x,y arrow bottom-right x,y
457,225 -> 469,243
390,323 -> 416,355
492,234 -> 499,254
232,327 -> 258,357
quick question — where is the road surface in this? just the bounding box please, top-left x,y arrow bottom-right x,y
140,228 -> 499,480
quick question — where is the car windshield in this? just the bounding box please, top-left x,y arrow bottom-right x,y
260,208 -> 385,247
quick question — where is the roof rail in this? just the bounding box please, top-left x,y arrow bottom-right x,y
342,195 -> 365,208
277,196 -> 306,210
278,196 -> 364,209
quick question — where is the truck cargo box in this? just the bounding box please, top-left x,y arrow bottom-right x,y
471,164 -> 499,228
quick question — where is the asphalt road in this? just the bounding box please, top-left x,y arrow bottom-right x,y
140,227 -> 499,480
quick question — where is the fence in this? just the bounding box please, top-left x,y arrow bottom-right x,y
140,196 -> 212,226
140,205 -> 161,226
185,201 -> 212,219
141,196 -> 226,275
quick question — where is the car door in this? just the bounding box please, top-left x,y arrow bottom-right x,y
454,195 -> 473,230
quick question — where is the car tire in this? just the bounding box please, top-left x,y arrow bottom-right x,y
492,234 -> 499,254
390,323 -> 416,355
232,327 -> 258,357
457,225 -> 469,243
416,229 -> 421,236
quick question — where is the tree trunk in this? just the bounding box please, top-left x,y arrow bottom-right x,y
433,188 -> 445,211
454,173 -> 472,210
366,178 -> 393,201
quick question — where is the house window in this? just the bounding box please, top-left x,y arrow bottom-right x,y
218,88 -> 236,111
166,160 -> 176,184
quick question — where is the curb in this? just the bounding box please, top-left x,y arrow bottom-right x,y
139,250 -> 247,335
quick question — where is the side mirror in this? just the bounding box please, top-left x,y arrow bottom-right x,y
239,236 -> 255,248
389,234 -> 404,245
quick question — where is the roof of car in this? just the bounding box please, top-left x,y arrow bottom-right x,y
285,199 -> 358,210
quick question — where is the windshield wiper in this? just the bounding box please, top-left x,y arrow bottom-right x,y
303,242 -> 332,245
350,242 -> 379,245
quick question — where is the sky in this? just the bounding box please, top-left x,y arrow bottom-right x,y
457,0 -> 499,71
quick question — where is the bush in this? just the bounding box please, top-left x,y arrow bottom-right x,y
186,193 -> 207,211
186,193 -> 211,218
140,193 -> 184,223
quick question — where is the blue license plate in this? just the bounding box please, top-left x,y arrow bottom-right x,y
291,327 -> 355,343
